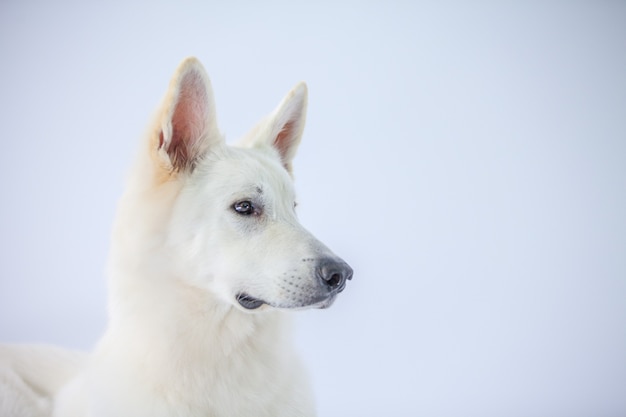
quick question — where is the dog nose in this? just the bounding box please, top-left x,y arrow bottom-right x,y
317,259 -> 353,293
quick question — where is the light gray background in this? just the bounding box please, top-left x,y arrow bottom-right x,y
1,2 -> 625,416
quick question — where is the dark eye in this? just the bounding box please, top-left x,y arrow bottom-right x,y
233,201 -> 255,215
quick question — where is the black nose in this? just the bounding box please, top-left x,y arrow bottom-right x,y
317,259 -> 353,293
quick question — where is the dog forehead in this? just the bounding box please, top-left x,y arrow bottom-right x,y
196,146 -> 295,198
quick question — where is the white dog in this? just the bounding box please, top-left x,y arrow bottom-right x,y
0,57 -> 352,417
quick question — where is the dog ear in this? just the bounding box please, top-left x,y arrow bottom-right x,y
156,57 -> 221,172
270,82 -> 307,173
258,82 -> 308,174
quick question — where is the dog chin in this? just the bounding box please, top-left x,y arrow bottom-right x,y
235,293 -> 336,312
309,294 -> 337,310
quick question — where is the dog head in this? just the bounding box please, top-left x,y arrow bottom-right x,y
142,57 -> 352,312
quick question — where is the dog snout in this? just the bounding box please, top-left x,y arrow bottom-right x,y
317,259 -> 353,293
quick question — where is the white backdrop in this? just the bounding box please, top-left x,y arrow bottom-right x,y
1,2 -> 625,416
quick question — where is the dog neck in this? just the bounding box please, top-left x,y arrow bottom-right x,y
92,271 -> 298,414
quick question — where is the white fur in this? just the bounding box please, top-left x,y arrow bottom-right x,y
0,57 -> 351,417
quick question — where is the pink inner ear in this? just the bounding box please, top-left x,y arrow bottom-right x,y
168,71 -> 208,171
274,120 -> 299,168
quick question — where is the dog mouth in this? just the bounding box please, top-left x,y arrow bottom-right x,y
236,292 -> 337,311
236,293 -> 265,310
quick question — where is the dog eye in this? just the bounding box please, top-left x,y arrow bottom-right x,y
233,201 -> 255,215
